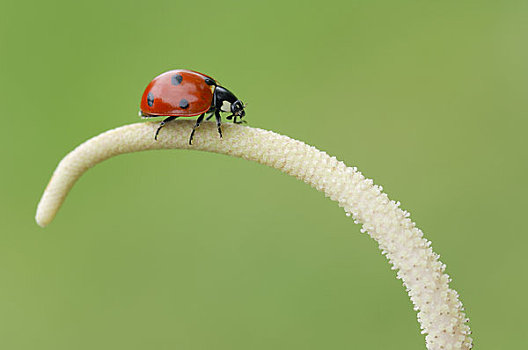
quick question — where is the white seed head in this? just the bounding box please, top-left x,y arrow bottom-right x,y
35,121 -> 472,349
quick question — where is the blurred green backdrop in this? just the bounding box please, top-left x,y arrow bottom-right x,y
1,0 -> 527,349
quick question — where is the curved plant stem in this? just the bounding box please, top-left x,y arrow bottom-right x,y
36,120 -> 472,349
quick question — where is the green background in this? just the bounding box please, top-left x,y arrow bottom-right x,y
1,0 -> 527,348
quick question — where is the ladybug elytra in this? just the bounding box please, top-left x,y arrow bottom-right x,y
140,69 -> 246,145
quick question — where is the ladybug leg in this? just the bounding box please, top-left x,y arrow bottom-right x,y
155,116 -> 178,141
205,112 -> 215,121
232,115 -> 246,124
215,109 -> 223,139
189,113 -> 205,145
234,117 -> 247,125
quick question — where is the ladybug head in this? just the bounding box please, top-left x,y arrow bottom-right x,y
231,100 -> 246,118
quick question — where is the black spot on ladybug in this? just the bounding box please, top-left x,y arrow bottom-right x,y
171,74 -> 183,86
179,98 -> 189,109
147,92 -> 154,107
204,77 -> 215,86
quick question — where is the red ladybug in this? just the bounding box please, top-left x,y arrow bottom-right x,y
140,69 -> 246,145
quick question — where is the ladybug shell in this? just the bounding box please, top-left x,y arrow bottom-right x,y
140,69 -> 216,117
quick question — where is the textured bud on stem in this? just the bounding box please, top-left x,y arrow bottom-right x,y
36,121 -> 472,349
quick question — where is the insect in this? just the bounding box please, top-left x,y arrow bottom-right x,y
139,69 -> 246,145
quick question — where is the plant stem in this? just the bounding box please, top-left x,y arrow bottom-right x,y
36,121 -> 473,349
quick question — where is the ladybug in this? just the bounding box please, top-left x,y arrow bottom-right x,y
140,69 -> 246,145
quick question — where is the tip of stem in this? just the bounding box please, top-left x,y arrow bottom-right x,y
35,217 -> 49,227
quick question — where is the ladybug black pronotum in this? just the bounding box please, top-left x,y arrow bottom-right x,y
140,69 -> 246,145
